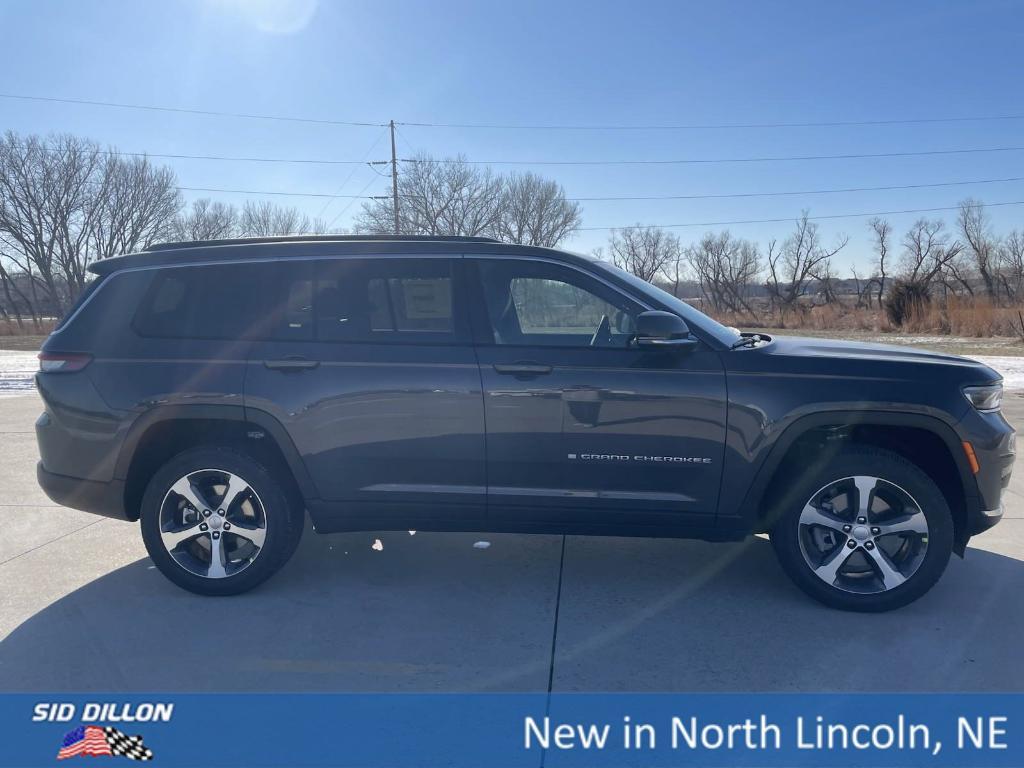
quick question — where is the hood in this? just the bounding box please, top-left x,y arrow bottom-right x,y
759,335 -> 1002,383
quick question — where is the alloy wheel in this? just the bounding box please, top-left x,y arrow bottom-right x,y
797,475 -> 929,594
158,468 -> 268,579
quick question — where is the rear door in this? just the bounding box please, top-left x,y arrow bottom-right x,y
243,256 -> 486,529
469,256 -> 727,531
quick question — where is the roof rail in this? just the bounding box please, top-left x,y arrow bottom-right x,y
145,234 -> 502,252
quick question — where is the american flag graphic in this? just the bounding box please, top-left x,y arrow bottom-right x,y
57,725 -> 154,761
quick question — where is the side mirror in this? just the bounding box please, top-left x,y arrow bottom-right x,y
635,311 -> 699,349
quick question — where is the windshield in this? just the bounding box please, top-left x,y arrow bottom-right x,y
590,261 -> 742,347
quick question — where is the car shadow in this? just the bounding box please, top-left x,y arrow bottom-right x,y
0,530 -> 563,692
549,534 -> 1024,691
1,531 -> 1022,692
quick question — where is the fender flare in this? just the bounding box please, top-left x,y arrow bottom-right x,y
734,409 -> 978,525
114,404 -> 319,501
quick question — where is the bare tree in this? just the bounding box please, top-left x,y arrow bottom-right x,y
665,245 -> 689,297
958,198 -> 997,300
867,217 -> 891,308
356,155 -> 502,237
0,248 -> 41,328
169,199 -> 239,242
765,212 -> 848,322
240,200 -> 317,237
87,155 -> 181,270
0,132 -> 105,313
496,172 -> 581,246
850,266 -> 873,309
999,230 -> 1024,301
356,156 -> 578,245
899,218 -> 964,288
685,231 -> 760,320
606,225 -> 681,282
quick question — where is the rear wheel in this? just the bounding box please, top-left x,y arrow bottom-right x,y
769,447 -> 953,611
140,447 -> 304,595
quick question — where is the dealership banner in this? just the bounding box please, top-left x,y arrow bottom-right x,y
1,693 -> 1021,767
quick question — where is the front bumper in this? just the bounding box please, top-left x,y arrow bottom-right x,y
37,462 -> 129,520
958,408 -> 1015,537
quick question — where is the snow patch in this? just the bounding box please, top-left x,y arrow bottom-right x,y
0,351 -> 37,398
970,356 -> 1024,391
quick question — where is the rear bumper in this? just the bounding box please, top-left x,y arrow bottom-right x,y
37,462 -> 130,521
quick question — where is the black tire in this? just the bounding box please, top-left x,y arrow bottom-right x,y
140,446 -> 304,596
769,447 -> 953,612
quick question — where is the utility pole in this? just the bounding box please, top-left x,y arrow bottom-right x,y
389,120 -> 400,235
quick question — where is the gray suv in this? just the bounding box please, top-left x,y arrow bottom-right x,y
35,235 -> 1014,610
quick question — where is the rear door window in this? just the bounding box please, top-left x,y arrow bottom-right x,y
315,258 -> 465,343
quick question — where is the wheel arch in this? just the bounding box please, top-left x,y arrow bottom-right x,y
742,411 -> 978,554
116,405 -> 318,521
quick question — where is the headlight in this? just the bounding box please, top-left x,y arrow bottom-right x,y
963,383 -> 1003,412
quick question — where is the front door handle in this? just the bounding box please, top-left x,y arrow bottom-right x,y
493,362 -> 553,377
264,357 -> 320,372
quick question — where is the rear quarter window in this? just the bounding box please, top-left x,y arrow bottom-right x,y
133,264 -> 262,340
54,275 -> 107,331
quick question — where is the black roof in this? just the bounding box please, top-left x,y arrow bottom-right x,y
143,234 -> 500,252
88,235 -> 585,276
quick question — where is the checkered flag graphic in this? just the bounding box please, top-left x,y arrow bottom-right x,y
104,727 -> 154,761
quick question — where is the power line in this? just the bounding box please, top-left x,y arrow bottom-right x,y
577,199 -> 1024,232
402,146 -> 1024,166
315,126 -> 390,220
0,93 -> 387,127
398,115 -> 1024,130
326,171 -> 382,231
173,175 -> 1024,202
5,92 -> 1024,132
571,176 -> 1024,201
36,143 -> 1024,167
39,146 -> 388,165
177,186 -> 388,199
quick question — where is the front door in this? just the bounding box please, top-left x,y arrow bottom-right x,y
243,257 -> 486,530
469,257 -> 727,531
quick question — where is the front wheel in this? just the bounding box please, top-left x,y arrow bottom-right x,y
140,447 -> 304,596
770,447 -> 953,612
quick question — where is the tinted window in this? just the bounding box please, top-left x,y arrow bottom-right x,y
316,258 -> 459,343
476,260 -> 640,348
55,275 -> 107,331
274,270 -> 315,341
590,260 -> 741,347
135,265 -> 252,339
134,259 -> 461,343
509,277 -> 626,335
133,262 -> 314,341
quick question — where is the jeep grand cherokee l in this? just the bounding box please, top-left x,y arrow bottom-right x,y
35,235 -> 1015,611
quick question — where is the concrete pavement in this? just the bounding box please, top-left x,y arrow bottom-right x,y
2,392 -> 1024,692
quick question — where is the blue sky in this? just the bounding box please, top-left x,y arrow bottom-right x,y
1,0 -> 1022,270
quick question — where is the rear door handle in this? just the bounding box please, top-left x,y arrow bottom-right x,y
264,357 -> 320,372
493,362 -> 553,377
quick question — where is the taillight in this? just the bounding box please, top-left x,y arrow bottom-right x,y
38,352 -> 92,373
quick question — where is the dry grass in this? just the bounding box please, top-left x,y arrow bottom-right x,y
0,319 -> 55,337
897,297 -> 1024,337
707,297 -> 1024,340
